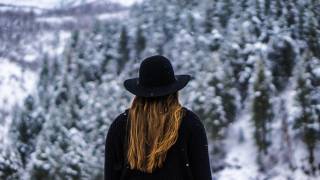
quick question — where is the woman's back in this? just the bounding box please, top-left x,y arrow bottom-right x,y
104,106 -> 212,180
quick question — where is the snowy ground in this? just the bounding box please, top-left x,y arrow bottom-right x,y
0,30 -> 71,110
215,100 -> 259,180
214,83 -> 320,180
0,59 -> 37,111
0,59 -> 38,144
1,2 -> 319,178
0,1 -> 129,147
96,10 -> 129,21
0,29 -> 71,145
1,0 -> 141,9
35,10 -> 129,24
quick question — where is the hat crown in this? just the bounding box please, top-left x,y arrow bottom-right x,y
139,55 -> 176,87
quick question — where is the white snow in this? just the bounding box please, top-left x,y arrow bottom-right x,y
313,67 -> 320,77
0,5 -> 43,14
0,59 -> 37,110
0,0 -> 141,9
0,29 -> 69,145
0,58 -> 38,144
0,0 -> 58,9
217,105 -> 259,180
96,10 -> 129,21
36,10 -> 129,24
36,16 -> 76,25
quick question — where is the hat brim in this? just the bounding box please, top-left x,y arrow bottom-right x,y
123,74 -> 191,97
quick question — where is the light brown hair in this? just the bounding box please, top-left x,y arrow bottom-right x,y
127,92 -> 185,173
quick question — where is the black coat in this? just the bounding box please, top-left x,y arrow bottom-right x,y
104,107 -> 212,180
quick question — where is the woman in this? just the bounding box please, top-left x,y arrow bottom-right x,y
104,55 -> 212,180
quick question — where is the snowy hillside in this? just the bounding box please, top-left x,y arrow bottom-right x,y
0,60 -> 36,109
0,59 -> 37,144
0,0 -> 139,9
0,0 -> 319,179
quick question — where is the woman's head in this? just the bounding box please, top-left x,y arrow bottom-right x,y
127,91 -> 185,173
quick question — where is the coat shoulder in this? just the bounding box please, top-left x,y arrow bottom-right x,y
181,107 -> 206,135
182,107 -> 202,126
106,108 -> 130,136
115,108 -> 130,122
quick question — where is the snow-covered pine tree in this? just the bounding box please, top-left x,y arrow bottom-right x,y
217,0 -> 232,28
283,0 -> 296,27
303,12 -> 320,58
117,26 -> 130,75
191,72 -> 227,141
185,52 -> 230,172
203,6 -> 215,34
0,146 -> 21,179
274,0 -> 283,19
218,44 -> 240,123
28,106 -> 88,180
267,37 -> 296,92
37,55 -> 50,111
254,0 -> 262,20
293,53 -> 320,175
251,59 -> 274,170
219,68 -> 238,124
9,95 -> 44,169
100,22 -> 120,77
263,0 -> 271,16
234,48 -> 256,103
134,25 -> 146,60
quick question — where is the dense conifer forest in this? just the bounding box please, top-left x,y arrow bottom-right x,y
0,0 -> 319,179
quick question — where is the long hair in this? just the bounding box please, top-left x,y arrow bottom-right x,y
127,91 -> 185,173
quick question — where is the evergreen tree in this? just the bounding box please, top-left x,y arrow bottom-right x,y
274,0 -> 283,18
185,55 -> 230,172
264,0 -> 271,16
251,59 -> 273,168
9,96 -> 44,169
219,68 -> 238,123
268,38 -> 296,92
192,88 -> 227,172
101,23 -> 119,76
28,107 -> 87,180
37,55 -> 51,111
135,26 -> 146,59
293,55 -> 320,174
284,0 -> 295,27
203,8 -> 212,33
241,0 -> 248,12
255,0 -> 262,20
217,0 -> 232,28
235,52 -> 255,103
70,30 -> 79,49
117,26 -> 130,74
297,6 -> 305,39
218,46 -> 239,123
192,73 -> 227,140
0,146 -> 21,179
303,16 -> 320,58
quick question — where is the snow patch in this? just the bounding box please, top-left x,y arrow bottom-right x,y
36,16 -> 76,24
0,59 -> 37,110
96,10 -> 129,21
0,58 -> 38,144
217,108 -> 259,179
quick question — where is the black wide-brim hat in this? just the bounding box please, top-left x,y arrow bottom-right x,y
124,55 -> 191,97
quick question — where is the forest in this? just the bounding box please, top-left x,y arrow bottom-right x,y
0,0 -> 319,179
